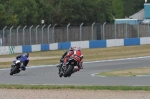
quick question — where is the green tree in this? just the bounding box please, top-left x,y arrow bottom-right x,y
112,0 -> 124,18
7,0 -> 39,26
58,0 -> 114,25
0,1 -> 19,27
35,0 -> 52,25
93,0 -> 114,23
0,4 -> 6,29
0,0 -> 117,27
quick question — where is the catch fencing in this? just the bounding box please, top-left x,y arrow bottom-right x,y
0,23 -> 150,46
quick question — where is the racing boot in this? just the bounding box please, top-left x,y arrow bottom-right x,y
22,66 -> 26,71
72,66 -> 78,73
21,65 -> 26,71
57,64 -> 62,74
56,63 -> 61,67
10,65 -> 14,71
79,62 -> 83,69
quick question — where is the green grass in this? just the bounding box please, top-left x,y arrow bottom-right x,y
0,84 -> 150,91
97,67 -> 150,77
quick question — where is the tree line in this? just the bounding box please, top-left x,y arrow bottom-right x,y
0,0 -> 149,29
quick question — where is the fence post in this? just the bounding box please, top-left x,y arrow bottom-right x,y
10,26 -> 14,46
126,23 -> 128,38
67,23 -> 70,42
3,26 -> 7,46
42,25 -> 46,44
29,25 -> 33,45
47,24 -> 51,43
138,22 -> 140,38
103,22 -> 106,40
23,25 -> 27,45
36,25 -> 40,44
148,22 -> 150,37
92,22 -> 95,40
52,24 -> 57,43
114,23 -> 116,39
80,23 -> 84,41
16,26 -> 21,46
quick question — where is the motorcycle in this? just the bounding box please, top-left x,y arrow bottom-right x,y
10,60 -> 22,75
58,55 -> 82,77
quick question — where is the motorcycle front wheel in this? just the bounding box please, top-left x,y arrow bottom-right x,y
63,65 -> 73,77
59,73 -> 63,77
10,66 -> 18,75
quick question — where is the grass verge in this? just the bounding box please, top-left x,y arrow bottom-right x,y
0,84 -> 150,91
97,67 -> 150,77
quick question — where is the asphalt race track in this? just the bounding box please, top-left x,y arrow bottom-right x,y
1,57 -> 150,86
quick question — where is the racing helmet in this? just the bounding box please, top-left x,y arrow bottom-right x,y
69,47 -> 74,51
24,52 -> 29,58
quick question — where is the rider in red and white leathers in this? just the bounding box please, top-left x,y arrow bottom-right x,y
57,47 -> 75,74
63,47 -> 83,71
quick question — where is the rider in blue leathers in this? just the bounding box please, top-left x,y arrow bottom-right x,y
15,53 -> 29,70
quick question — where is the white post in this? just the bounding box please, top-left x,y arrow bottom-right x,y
3,26 -> 7,46
103,22 -> 106,40
80,23 -> 84,41
29,25 -> 33,45
67,23 -> 70,41
23,25 -> 27,45
148,21 -> 150,37
126,23 -> 128,38
16,26 -> 21,45
36,25 -> 40,44
92,22 -> 95,40
42,25 -> 46,44
10,26 -> 14,46
52,24 -> 57,43
47,24 -> 51,43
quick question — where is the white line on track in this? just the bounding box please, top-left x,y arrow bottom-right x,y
84,56 -> 150,64
0,65 -> 57,71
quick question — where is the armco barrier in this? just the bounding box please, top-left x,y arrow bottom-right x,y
0,37 -> 150,55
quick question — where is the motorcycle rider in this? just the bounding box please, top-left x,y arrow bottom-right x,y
63,47 -> 83,72
57,47 -> 75,74
12,52 -> 29,71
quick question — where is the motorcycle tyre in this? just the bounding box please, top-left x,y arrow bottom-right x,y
64,65 -> 73,77
67,74 -> 71,77
59,73 -> 63,77
10,66 -> 18,75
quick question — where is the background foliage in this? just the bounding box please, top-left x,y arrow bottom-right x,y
0,0 -> 149,28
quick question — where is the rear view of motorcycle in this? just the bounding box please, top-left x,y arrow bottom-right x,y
10,60 -> 22,75
58,55 -> 81,77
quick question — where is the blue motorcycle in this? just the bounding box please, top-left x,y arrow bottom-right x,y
10,60 -> 22,75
